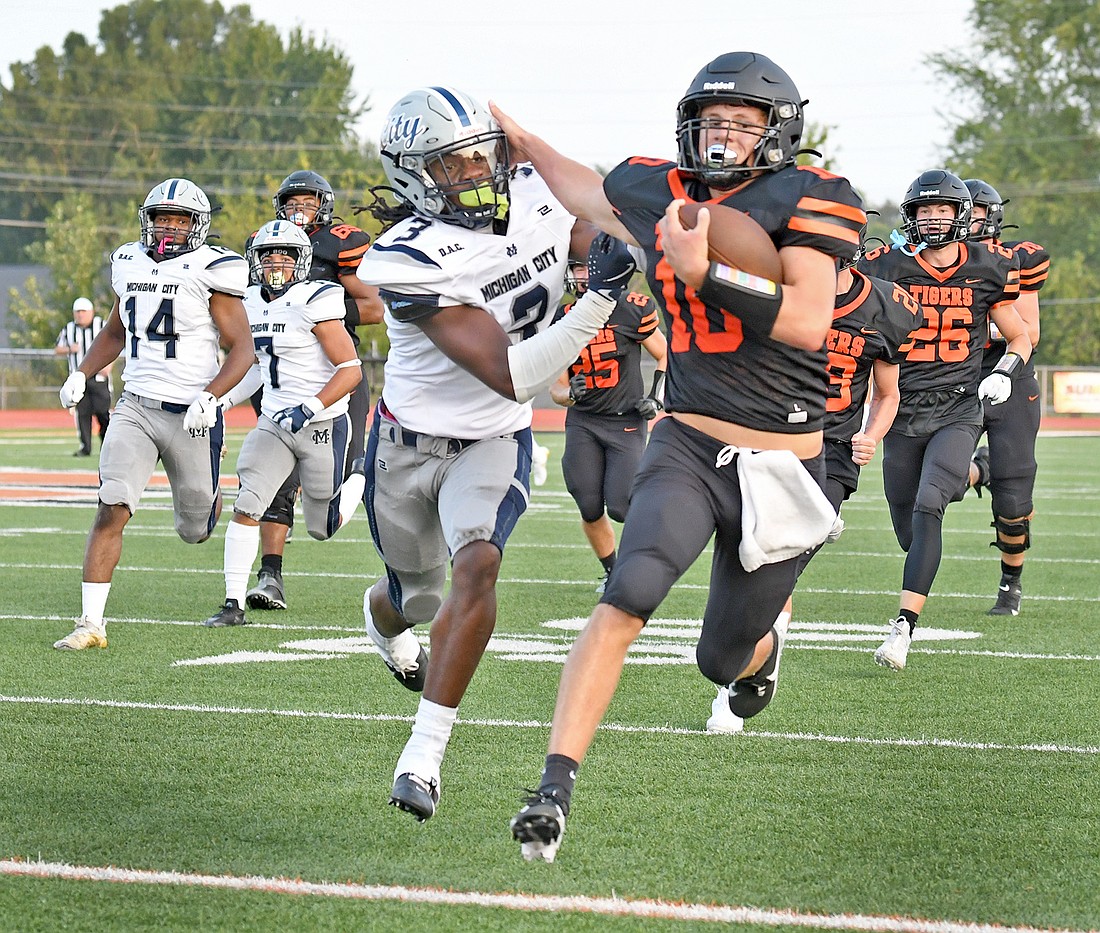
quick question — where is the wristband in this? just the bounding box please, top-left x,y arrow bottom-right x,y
992,351 -> 1024,378
696,262 -> 783,339
648,369 -> 666,403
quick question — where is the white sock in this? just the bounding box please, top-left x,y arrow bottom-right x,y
224,520 -> 260,605
337,471 -> 365,528
81,582 -> 111,628
393,698 -> 457,783
773,609 -> 791,638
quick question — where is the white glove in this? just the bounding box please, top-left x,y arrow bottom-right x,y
59,371 -> 87,409
978,372 -> 1012,406
183,391 -> 219,433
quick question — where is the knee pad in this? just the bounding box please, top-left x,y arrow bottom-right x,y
602,553 -> 673,623
262,480 -> 298,526
913,484 -> 951,522
991,516 -> 1030,554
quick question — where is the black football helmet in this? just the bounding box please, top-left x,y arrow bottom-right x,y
899,170 -> 973,248
963,178 -> 1006,240
676,52 -> 805,189
273,170 -> 336,227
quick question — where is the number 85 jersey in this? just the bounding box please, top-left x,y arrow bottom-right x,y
110,241 -> 248,404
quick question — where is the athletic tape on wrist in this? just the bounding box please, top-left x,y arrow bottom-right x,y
696,262 -> 783,339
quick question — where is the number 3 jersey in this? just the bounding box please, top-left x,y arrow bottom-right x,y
110,242 -> 247,404
358,165 -> 573,439
243,280 -> 349,421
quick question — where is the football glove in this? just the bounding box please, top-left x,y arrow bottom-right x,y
567,373 -> 589,403
635,396 -> 662,420
977,372 -> 1012,406
183,391 -> 219,433
59,371 -> 87,409
273,396 -> 320,433
587,232 -> 636,300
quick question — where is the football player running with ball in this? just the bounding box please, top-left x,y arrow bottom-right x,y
202,221 -> 365,628
54,178 -> 254,650
356,86 -> 635,822
492,51 -> 865,861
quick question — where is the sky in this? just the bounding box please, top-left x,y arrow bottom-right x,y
5,0 -> 976,206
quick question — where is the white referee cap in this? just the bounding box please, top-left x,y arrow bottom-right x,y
72,297 -> 94,312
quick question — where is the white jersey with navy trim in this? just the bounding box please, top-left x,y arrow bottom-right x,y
357,165 -> 573,438
110,241 -> 247,404
244,280 -> 350,421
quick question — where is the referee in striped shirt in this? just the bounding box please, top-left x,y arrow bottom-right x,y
55,297 -> 113,456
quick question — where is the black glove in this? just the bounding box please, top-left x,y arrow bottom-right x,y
587,233 -> 636,299
568,373 -> 589,403
634,396 -> 662,420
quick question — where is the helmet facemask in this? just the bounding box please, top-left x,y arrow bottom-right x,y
407,132 -> 511,229
139,178 -> 211,258
564,262 -> 588,296
677,98 -> 799,188
273,171 -> 336,229
247,220 -> 313,295
901,200 -> 972,248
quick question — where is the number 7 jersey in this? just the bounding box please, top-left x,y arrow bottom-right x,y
110,242 -> 248,404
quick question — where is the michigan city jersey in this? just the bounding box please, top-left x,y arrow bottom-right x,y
553,291 -> 660,416
110,242 -> 247,404
358,165 -> 573,438
604,159 -> 864,434
244,280 -> 349,421
981,238 -> 1050,378
859,240 -> 1020,399
825,270 -> 921,442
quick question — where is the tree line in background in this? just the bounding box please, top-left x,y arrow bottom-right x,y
3,0 -> 1098,364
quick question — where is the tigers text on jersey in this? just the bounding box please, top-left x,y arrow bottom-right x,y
244,280 -> 350,421
604,159 -> 865,434
358,165 -> 573,438
110,242 -> 247,404
981,238 -> 1050,378
825,271 -> 921,443
554,291 -> 660,416
858,240 -> 1020,398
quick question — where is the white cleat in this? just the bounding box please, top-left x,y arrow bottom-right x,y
53,618 -> 107,650
706,686 -> 745,734
874,616 -> 912,671
364,591 -> 427,691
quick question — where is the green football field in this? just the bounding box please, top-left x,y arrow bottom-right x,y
1,427 -> 1098,932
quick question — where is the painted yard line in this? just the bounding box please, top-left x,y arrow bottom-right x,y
3,695 -> 1097,756
0,564 -> 1095,602
1,860 -> 1090,933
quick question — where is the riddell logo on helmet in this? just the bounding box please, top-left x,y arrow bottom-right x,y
703,81 -> 737,90
919,189 -> 943,196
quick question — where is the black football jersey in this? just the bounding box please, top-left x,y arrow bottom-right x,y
979,238 -> 1050,378
307,222 -> 371,282
553,290 -> 661,416
858,241 -> 1020,403
825,270 -> 921,442
604,159 -> 864,434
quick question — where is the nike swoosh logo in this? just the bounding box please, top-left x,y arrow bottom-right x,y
965,278 -> 982,284
1028,395 -> 1039,401
860,327 -> 878,335
999,584 -> 1010,592
624,427 -> 638,433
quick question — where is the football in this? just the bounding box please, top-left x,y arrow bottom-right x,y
678,201 -> 783,282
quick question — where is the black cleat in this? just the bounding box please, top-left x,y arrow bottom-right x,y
203,599 -> 247,628
389,773 -> 439,822
246,569 -> 287,610
988,578 -> 1022,616
728,624 -> 784,718
971,445 -> 991,498
511,789 -> 567,863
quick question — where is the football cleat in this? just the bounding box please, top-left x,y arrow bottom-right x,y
728,624 -> 784,718
874,616 -> 912,670
203,599 -> 247,628
595,570 -> 610,596
246,569 -> 286,610
706,686 -> 745,734
364,596 -> 428,691
971,445 -> 991,498
511,790 -> 567,863
53,618 -> 107,650
988,578 -> 1022,616
389,772 -> 440,822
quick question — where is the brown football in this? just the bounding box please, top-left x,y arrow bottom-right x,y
678,201 -> 783,282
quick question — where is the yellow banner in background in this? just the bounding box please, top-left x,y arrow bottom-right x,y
1053,371 -> 1100,413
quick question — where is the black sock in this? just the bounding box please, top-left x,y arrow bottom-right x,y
260,554 -> 283,575
539,753 -> 578,815
899,608 -> 919,636
599,551 -> 616,574
1001,561 -> 1022,583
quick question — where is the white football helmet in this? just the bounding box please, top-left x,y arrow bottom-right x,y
139,178 -> 211,257
247,220 -> 313,295
379,86 -> 511,229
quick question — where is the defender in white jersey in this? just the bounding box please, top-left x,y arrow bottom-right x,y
204,221 -> 365,628
355,86 -> 636,822
54,177 -> 255,651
